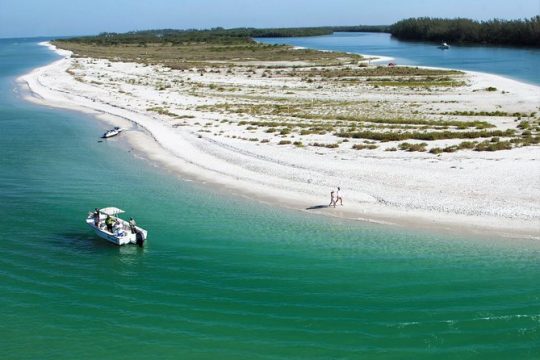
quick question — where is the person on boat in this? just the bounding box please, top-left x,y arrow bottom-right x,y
129,217 -> 137,234
93,208 -> 100,226
113,219 -> 124,236
105,215 -> 114,233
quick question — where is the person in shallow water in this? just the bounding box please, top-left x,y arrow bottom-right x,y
105,215 -> 114,233
129,217 -> 137,234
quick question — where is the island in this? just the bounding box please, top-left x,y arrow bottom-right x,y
20,29 -> 540,237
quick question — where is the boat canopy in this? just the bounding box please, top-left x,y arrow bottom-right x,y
99,207 -> 125,216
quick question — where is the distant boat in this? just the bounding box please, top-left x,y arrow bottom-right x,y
438,42 -> 450,50
102,126 -> 123,138
86,207 -> 147,246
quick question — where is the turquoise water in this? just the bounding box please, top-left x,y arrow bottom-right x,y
1,38 -> 540,359
258,32 -> 540,86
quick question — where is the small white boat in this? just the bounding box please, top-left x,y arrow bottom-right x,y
439,42 -> 450,50
86,207 -> 147,246
102,127 -> 123,138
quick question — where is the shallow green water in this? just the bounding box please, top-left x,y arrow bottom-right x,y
1,39 -> 539,359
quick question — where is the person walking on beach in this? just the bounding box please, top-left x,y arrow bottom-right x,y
329,190 -> 336,208
336,187 -> 343,206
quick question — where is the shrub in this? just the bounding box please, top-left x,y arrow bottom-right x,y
280,128 -> 291,135
443,145 -> 458,153
486,86 -> 497,92
458,141 -> 476,149
399,142 -> 427,152
336,129 -> 515,142
474,140 -> 512,151
352,144 -> 378,150
312,142 -> 339,148
278,140 -> 292,145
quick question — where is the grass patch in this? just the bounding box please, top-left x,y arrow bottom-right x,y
147,106 -> 179,117
311,142 -> 339,148
53,41 -> 361,68
368,79 -> 464,88
290,66 -> 462,79
474,140 -> 512,151
336,129 -> 515,142
352,144 -> 378,150
442,111 -> 529,117
398,142 -> 427,152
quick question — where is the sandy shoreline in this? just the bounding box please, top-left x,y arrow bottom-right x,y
19,41 -> 540,239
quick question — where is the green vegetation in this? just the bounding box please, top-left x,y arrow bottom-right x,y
429,141 -> 477,154
147,106 -> 179,117
442,111 -> 531,117
217,106 -> 493,130
352,144 -> 378,150
311,142 -> 340,148
290,66 -> 461,78
56,26 -> 387,46
53,27 -> 364,67
367,78 -> 464,88
53,41 -> 360,67
474,140 -> 513,151
390,17 -> 540,47
336,129 -> 515,142
398,142 -> 428,152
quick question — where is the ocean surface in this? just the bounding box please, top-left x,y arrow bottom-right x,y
1,38 -> 540,359
258,32 -> 540,86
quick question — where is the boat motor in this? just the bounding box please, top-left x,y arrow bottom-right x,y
136,230 -> 146,247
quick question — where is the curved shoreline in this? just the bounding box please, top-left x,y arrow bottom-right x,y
18,41 -> 540,239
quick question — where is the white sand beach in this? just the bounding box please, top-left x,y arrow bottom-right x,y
19,42 -> 540,238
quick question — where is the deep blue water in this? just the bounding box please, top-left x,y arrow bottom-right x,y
258,32 -> 540,85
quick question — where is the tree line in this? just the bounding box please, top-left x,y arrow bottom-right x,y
390,17 -> 540,47
57,17 -> 539,48
57,26 -> 388,46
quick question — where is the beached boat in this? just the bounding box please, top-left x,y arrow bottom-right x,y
102,126 -> 123,138
439,42 -> 450,50
86,207 -> 147,246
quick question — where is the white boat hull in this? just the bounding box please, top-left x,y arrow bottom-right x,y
102,128 -> 123,138
86,217 -> 147,246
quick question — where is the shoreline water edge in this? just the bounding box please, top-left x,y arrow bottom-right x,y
19,41 -> 540,239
